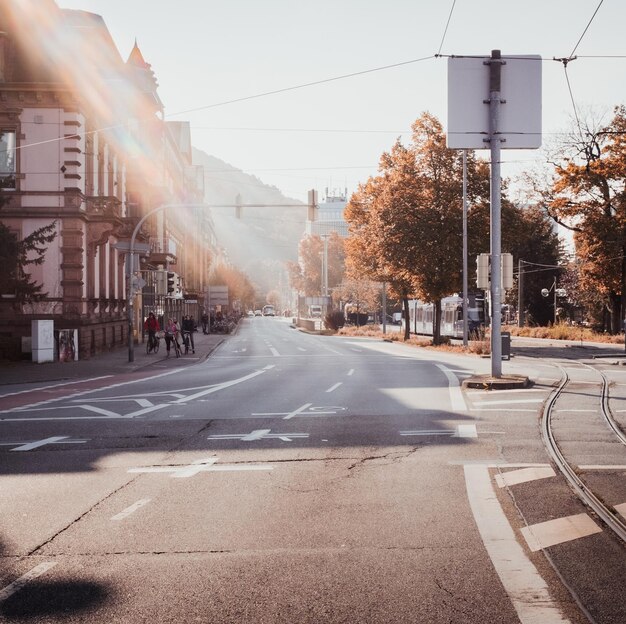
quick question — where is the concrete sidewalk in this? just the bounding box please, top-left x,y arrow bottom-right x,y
0,330 -> 227,386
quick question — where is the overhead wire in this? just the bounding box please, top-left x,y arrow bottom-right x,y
436,0 -> 457,57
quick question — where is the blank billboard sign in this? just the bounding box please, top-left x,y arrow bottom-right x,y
447,55 -> 542,150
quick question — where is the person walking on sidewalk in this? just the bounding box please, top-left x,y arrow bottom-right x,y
201,311 -> 209,335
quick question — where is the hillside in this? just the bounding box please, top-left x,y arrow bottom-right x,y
192,148 -> 306,296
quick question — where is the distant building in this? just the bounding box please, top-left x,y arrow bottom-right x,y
305,188 -> 348,238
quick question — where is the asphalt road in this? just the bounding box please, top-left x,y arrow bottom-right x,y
0,317 -> 624,623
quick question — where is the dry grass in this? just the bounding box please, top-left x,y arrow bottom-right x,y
502,324 -> 624,343
336,322 -> 624,354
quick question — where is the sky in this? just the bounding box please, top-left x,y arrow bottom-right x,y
57,0 -> 626,204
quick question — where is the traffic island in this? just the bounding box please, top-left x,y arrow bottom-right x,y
462,374 -> 529,390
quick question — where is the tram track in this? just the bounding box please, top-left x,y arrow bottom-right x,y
542,362 -> 626,543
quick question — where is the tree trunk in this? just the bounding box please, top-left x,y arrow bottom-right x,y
433,298 -> 442,345
403,296 -> 410,341
609,291 -> 621,334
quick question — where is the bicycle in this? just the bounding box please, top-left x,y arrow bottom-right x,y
146,332 -> 160,354
173,336 -> 182,358
182,331 -> 191,355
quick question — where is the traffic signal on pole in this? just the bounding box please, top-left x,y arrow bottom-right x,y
167,272 -> 175,294
501,253 -> 513,290
476,253 -> 490,289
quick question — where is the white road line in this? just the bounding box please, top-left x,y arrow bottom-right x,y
297,347 -> 307,352
79,405 -> 125,418
269,347 -> 280,357
495,466 -> 556,488
172,369 -> 268,404
9,436 -> 71,451
347,369 -> 355,376
463,465 -> 570,623
0,375 -> 112,399
469,408 -> 537,413
326,383 -> 342,393
111,498 -> 151,521
471,399 -> 545,407
242,429 -> 272,441
128,457 -> 273,478
520,513 -> 602,552
435,364 -> 467,412
0,562 -> 58,602
283,402 -> 314,420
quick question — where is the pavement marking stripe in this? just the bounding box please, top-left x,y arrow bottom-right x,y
241,429 -> 272,441
435,364 -> 467,412
469,408 -> 537,413
520,513 -> 602,552
347,369 -> 355,376
0,562 -> 58,602
326,382 -> 342,393
111,498 -> 151,521
463,465 -> 570,624
615,503 -> 626,519
471,399 -> 544,406
0,376 -> 112,399
495,466 -> 556,488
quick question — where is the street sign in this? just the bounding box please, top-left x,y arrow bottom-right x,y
447,54 -> 542,149
112,242 -> 150,253
208,285 -> 229,306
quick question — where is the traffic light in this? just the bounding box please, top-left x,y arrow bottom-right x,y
476,253 -> 490,289
501,253 -> 513,290
166,272 -> 175,294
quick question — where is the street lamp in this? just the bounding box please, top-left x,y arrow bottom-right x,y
541,277 -> 566,325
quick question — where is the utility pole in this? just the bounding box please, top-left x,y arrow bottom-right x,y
462,150 -> 468,347
488,49 -> 503,377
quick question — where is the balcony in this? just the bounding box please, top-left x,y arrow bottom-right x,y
148,237 -> 177,264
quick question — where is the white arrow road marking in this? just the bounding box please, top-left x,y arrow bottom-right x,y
0,562 -> 57,602
111,498 -> 151,521
5,436 -> 89,451
283,403 -> 314,420
128,457 -> 273,478
208,429 -> 309,442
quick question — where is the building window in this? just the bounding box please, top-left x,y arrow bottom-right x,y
0,130 -> 16,189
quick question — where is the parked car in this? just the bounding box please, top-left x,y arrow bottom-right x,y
254,310 -> 262,316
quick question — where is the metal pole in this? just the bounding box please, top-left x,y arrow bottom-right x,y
518,259 -> 524,327
462,150 -> 468,347
488,50 -> 503,377
553,276 -> 557,325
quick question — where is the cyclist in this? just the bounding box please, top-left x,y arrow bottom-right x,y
164,317 -> 180,357
144,312 -> 160,353
182,314 -> 195,354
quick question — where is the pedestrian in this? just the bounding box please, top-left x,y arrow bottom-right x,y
201,311 -> 209,334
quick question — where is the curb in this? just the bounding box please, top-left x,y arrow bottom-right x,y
462,374 -> 530,390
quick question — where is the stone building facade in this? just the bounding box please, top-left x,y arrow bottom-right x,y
0,1 -> 212,359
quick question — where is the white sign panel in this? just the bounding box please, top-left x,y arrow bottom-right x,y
447,55 -> 542,149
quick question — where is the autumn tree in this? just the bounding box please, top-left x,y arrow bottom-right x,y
286,232 -> 345,297
534,105 -> 626,332
209,263 -> 256,311
346,113 -> 493,343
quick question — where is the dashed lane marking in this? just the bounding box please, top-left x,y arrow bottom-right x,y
347,369 -> 354,376
520,513 -> 602,552
495,466 -> 556,488
0,562 -> 57,602
326,382 -> 342,393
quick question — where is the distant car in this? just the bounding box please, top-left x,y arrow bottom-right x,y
247,310 -> 255,317
254,310 -> 262,316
